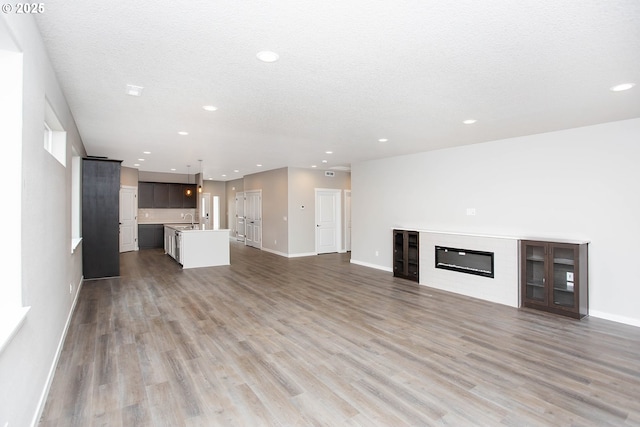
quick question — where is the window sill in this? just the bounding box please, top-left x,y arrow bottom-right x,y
71,237 -> 82,254
0,306 -> 31,355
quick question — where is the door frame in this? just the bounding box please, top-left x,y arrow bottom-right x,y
343,189 -> 351,252
315,188 -> 342,254
119,185 -> 138,252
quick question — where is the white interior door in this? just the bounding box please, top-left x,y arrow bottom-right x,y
119,185 -> 137,252
245,190 -> 262,249
316,189 -> 341,254
236,192 -> 245,241
344,189 -> 351,252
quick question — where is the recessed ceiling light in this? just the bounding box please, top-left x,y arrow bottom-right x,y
463,119 -> 477,124
256,51 -> 279,63
143,151 -> 151,154
222,174 -> 227,177
233,169 -> 239,173
325,151 -> 333,154
378,138 -> 388,142
610,83 -> 636,92
203,105 -> 218,111
125,84 -> 143,96
134,163 -> 140,167
322,160 -> 328,163
138,158 -> 145,161
311,165 -> 317,168
178,131 -> 189,135
256,164 -> 263,167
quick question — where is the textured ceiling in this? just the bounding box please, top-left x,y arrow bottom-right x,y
35,0 -> 640,180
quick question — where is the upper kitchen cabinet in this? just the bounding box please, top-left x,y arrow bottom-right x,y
153,183 -> 170,207
138,182 -> 197,208
82,157 -> 122,279
168,183 -> 184,208
182,184 -> 197,208
138,182 -> 154,208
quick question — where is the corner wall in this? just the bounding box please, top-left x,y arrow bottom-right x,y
244,168 -> 289,254
288,168 -> 351,256
351,118 -> 640,326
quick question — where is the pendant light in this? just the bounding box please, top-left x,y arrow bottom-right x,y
198,159 -> 203,193
185,165 -> 193,196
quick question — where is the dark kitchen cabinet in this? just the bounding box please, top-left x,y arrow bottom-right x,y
182,184 -> 197,208
153,183 -> 170,207
137,182 -> 197,208
138,182 -> 154,208
82,157 -> 122,279
168,184 -> 184,208
393,229 -> 419,282
138,224 -> 164,249
521,240 -> 588,319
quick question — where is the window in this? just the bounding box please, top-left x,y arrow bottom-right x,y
44,100 -> 66,166
0,39 -> 30,353
71,148 -> 82,252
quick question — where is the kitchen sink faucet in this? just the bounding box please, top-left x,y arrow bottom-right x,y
184,213 -> 194,227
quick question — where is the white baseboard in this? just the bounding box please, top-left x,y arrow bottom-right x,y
588,310 -> 640,328
31,276 -> 84,427
288,252 -> 318,258
261,247 -> 289,257
350,258 -> 393,272
262,247 -> 349,259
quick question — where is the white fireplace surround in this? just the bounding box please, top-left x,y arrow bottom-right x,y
419,230 -> 521,307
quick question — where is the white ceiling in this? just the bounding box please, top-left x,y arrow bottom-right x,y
35,1 -> 640,180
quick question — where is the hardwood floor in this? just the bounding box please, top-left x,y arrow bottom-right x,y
39,242 -> 640,426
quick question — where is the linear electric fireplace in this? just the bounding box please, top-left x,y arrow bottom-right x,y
435,246 -> 494,278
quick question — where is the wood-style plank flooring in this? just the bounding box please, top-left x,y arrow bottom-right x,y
39,242 -> 640,426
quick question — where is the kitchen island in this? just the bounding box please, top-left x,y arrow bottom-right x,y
164,224 -> 230,269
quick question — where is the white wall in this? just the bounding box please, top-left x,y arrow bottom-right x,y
0,15 -> 86,427
351,118 -> 640,326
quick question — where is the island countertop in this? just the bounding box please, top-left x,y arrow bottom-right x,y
164,223 -> 230,232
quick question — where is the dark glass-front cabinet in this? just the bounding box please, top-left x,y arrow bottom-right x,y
393,229 -> 419,282
82,157 -> 122,279
521,240 -> 588,319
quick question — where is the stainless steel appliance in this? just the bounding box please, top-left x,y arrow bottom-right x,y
175,230 -> 182,264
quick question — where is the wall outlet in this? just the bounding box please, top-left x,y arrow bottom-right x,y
69,283 -> 73,294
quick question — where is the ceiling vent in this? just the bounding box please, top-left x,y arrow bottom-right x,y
325,171 -> 335,177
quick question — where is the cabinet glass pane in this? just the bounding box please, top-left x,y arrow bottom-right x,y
553,247 -> 575,307
525,245 -> 545,301
394,232 -> 405,274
